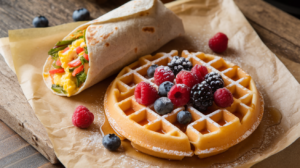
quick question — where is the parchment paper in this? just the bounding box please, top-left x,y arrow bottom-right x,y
2,0 -> 300,167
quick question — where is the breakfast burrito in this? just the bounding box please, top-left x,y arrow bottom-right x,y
43,0 -> 184,97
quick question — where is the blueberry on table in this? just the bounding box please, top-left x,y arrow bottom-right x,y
73,8 -> 90,21
147,64 -> 158,78
154,97 -> 174,115
102,134 -> 121,151
32,16 -> 48,27
177,111 -> 192,125
158,81 -> 174,97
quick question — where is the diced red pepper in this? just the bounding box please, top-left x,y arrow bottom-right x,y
83,53 -> 89,61
56,59 -> 62,66
63,47 -> 69,53
75,47 -> 84,54
68,59 -> 81,67
49,68 -> 65,74
72,65 -> 84,76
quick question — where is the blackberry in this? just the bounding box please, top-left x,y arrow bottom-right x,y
190,81 -> 213,111
205,72 -> 224,93
168,56 -> 192,75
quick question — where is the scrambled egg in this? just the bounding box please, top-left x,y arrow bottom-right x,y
61,69 -> 78,96
55,38 -> 85,96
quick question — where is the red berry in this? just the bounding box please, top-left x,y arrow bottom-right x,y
135,81 -> 159,106
214,88 -> 234,108
191,65 -> 208,82
154,66 -> 175,86
176,71 -> 199,88
168,84 -> 190,107
72,105 -> 94,128
209,32 -> 228,53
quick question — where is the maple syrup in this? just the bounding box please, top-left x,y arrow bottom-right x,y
124,108 -> 135,116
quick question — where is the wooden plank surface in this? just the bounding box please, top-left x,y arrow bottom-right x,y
0,0 -> 300,167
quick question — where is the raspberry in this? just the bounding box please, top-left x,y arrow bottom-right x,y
168,84 -> 190,107
191,65 -> 208,82
135,81 -> 159,106
72,105 -> 94,128
214,88 -> 233,108
175,71 -> 199,88
209,32 -> 228,53
190,81 -> 213,111
154,66 -> 175,86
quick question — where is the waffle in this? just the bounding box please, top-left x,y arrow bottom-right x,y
104,50 -> 264,160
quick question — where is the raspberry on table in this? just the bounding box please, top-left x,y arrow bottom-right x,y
135,81 -> 159,106
209,32 -> 228,53
214,88 -> 234,108
154,66 -> 175,86
191,64 -> 208,82
175,70 -> 199,88
168,84 -> 190,107
168,56 -> 192,75
190,81 -> 214,112
72,105 -> 94,128
205,72 -> 224,93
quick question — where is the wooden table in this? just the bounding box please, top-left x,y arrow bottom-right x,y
1,0 -> 300,167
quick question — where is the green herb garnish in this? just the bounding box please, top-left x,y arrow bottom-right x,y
80,56 -> 88,65
55,40 -> 74,46
69,68 -> 75,72
84,46 -> 88,54
75,72 -> 87,87
52,62 -> 61,69
48,46 -> 67,60
83,29 -> 86,44
51,84 -> 67,94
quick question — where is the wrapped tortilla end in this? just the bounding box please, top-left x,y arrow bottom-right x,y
43,0 -> 184,97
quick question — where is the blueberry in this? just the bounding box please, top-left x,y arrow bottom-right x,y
177,111 -> 192,125
154,97 -> 174,115
147,64 -> 158,78
102,134 -> 121,151
73,8 -> 90,21
158,81 -> 174,97
32,16 -> 48,27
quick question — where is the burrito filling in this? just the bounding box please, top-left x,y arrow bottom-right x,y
47,29 -> 89,96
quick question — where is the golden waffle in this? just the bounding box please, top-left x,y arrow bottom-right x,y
104,50 -> 264,160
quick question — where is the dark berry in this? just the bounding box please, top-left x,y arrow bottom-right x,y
154,97 -> 174,115
134,82 -> 159,106
177,111 -> 192,125
32,16 -> 48,27
102,134 -> 121,151
147,64 -> 158,78
158,81 -> 174,97
73,8 -> 90,21
205,72 -> 224,93
190,81 -> 214,111
168,56 -> 192,75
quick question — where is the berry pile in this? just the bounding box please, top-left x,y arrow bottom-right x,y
134,55 -> 234,125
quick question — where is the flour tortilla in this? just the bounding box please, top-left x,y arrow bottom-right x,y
43,0 -> 184,96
